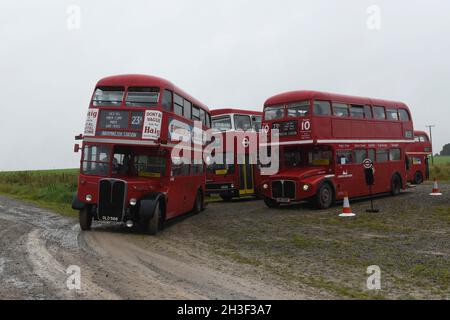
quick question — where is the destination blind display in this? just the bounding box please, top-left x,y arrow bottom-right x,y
97,110 -> 144,138
272,120 -> 298,136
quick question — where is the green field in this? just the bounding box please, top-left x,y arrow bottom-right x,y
0,169 -> 78,216
433,156 -> 450,165
0,162 -> 448,218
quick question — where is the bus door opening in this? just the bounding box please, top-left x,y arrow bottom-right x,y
238,153 -> 254,196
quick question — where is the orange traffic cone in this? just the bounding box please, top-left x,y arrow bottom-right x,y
339,193 -> 356,217
430,179 -> 442,196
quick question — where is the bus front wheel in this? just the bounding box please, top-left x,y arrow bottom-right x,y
314,183 -> 334,209
146,202 -> 163,235
391,175 -> 402,196
413,171 -> 424,185
264,197 -> 280,208
79,207 -> 92,231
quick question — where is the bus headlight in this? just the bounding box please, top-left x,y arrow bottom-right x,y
230,184 -> 234,189
130,198 -> 137,206
85,195 -> 93,202
303,184 -> 310,192
263,184 -> 269,190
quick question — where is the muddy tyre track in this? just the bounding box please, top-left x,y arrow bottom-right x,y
0,195 -> 308,300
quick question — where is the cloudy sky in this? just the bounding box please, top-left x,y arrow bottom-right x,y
1,0 -> 449,171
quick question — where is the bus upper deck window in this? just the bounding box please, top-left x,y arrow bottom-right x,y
398,109 -> 410,121
184,99 -> 192,119
373,106 -> 386,119
161,90 -> 173,111
386,109 -> 399,121
350,105 -> 365,118
252,115 -> 262,132
333,103 -> 350,117
212,116 -> 232,131
200,109 -> 207,126
174,94 -> 184,116
126,87 -> 160,107
234,115 -> 252,131
287,101 -> 310,117
364,105 -> 373,119
93,87 -> 124,107
313,101 -> 331,116
264,106 -> 285,121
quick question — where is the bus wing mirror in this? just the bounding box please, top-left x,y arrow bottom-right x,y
74,144 -> 80,153
75,134 -> 83,140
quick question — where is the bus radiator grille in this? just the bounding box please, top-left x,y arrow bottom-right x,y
98,179 -> 126,221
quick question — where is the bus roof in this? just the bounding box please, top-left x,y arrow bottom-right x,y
211,108 -> 262,117
414,130 -> 429,138
264,90 -> 409,110
97,74 -> 210,112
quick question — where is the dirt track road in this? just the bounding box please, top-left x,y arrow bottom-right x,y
0,195 -> 312,300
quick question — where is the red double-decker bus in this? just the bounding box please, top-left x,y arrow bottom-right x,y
72,75 -> 211,234
205,109 -> 262,201
259,91 -> 414,208
406,131 -> 432,184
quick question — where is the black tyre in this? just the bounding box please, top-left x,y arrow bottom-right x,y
220,194 -> 233,202
193,190 -> 202,214
264,197 -> 280,208
146,202 -> 162,235
391,174 -> 402,196
79,207 -> 92,231
314,183 -> 334,209
413,171 -> 424,185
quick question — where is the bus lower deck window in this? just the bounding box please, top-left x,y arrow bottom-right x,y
336,151 -> 353,165
376,149 -> 389,162
389,148 -> 401,161
354,149 -> 367,164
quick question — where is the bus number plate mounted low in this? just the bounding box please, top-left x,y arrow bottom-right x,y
276,198 -> 291,203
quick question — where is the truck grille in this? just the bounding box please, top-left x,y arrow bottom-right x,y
272,180 -> 296,199
98,179 -> 126,221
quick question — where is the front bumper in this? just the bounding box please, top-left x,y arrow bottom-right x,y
205,183 -> 239,197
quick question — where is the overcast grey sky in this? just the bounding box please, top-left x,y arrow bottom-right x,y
1,0 -> 449,171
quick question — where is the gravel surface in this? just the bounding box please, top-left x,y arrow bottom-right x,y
0,183 -> 448,299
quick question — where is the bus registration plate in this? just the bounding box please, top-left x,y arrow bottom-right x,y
276,198 -> 291,203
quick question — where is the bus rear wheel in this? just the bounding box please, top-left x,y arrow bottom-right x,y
193,190 -> 202,214
391,175 -> 402,196
79,207 -> 92,231
413,171 -> 424,185
264,197 -> 280,208
314,183 -> 334,209
146,202 -> 162,235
